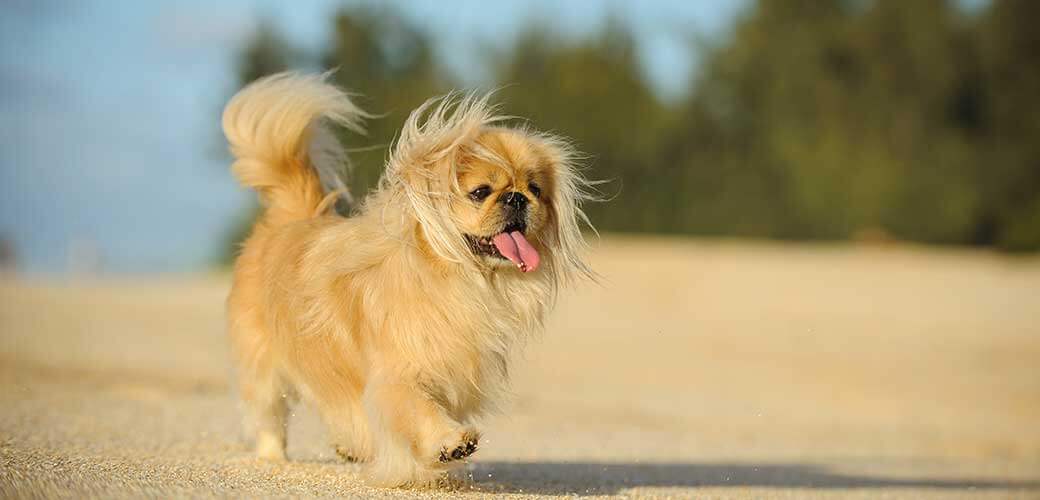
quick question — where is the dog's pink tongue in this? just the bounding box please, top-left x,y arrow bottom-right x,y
491,231 -> 540,273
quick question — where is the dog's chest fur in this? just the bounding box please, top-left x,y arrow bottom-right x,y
337,251 -> 551,415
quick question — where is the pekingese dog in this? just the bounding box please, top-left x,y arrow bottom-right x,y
222,73 -> 593,487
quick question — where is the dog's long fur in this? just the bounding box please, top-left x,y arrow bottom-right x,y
223,72 -> 593,486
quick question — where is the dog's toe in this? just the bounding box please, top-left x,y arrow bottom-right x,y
334,443 -> 372,464
438,434 -> 479,463
335,446 -> 363,463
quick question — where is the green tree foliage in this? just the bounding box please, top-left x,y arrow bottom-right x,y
225,0 -> 1040,256
974,0 -> 1040,250
665,0 -> 986,242
236,21 -> 292,85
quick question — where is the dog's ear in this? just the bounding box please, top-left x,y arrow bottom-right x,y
532,135 -> 597,286
383,93 -> 500,266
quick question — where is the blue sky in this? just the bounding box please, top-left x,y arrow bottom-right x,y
0,0 -> 750,274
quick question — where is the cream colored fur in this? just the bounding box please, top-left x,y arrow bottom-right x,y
223,72 -> 593,487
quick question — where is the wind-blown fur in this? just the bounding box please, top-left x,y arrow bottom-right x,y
223,72 -> 594,487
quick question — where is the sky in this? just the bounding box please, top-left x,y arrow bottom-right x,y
0,0 -> 750,274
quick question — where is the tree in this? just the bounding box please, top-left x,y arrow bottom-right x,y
975,0 -> 1040,251
221,0 -> 1040,261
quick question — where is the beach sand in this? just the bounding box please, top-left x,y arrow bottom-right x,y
2,237 -> 1038,498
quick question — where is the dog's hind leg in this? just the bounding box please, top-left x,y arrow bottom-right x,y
244,369 -> 292,461
231,320 -> 292,461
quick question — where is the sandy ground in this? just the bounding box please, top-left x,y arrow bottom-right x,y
1,237 -> 1039,499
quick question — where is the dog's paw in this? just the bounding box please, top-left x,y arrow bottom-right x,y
256,432 -> 286,461
335,445 -> 365,463
437,429 -> 480,463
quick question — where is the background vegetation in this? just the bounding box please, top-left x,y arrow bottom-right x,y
229,0 -> 1040,254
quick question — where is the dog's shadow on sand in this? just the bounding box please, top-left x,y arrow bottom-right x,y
463,461 -> 1039,496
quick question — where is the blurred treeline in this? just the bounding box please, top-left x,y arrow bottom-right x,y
230,0 -> 1040,253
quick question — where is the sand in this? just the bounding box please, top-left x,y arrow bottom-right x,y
1,237 -> 1038,499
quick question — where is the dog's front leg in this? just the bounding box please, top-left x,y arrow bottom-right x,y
361,372 -> 479,486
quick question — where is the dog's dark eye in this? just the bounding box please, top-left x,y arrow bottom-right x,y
528,182 -> 542,198
469,185 -> 492,202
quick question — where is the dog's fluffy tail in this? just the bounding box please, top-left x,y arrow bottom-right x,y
222,72 -> 366,225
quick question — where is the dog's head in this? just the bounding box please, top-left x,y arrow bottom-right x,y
382,94 -> 594,285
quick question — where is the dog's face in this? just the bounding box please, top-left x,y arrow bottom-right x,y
387,95 -> 592,283
452,129 -> 554,273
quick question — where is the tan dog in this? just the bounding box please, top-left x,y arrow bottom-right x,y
222,73 -> 594,486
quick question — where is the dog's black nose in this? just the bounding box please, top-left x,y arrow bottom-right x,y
502,191 -> 529,210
